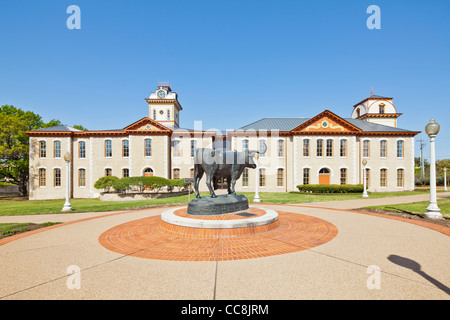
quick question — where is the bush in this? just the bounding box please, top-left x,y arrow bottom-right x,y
94,176 -> 119,193
168,178 -> 189,192
296,184 -> 364,193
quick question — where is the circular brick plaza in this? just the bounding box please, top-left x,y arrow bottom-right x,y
98,207 -> 338,261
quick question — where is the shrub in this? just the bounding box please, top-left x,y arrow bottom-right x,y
94,176 -> 119,193
296,184 -> 364,193
168,178 -> 189,192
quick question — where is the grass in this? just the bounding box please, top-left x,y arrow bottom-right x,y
365,198 -> 450,219
0,222 -> 60,239
0,189 -> 436,216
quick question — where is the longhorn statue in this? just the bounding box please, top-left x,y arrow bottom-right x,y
193,142 -> 266,198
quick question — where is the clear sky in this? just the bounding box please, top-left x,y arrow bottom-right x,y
1,0 -> 449,159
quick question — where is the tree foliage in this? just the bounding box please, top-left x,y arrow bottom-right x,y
0,104 -> 86,196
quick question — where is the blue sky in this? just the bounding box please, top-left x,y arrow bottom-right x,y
1,0 -> 449,159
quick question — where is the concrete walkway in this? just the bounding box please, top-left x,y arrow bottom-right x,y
0,194 -> 449,300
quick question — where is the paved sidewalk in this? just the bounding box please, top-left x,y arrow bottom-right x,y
0,202 -> 448,300
293,191 -> 450,210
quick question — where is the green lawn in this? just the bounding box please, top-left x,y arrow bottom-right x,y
365,198 -> 450,219
0,189 -> 435,216
0,222 -> 60,239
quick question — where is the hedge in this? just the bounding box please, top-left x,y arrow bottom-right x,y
95,176 -> 189,193
296,184 -> 364,193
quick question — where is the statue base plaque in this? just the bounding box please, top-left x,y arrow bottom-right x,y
187,194 -> 249,215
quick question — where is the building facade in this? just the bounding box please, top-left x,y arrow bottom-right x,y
27,84 -> 420,200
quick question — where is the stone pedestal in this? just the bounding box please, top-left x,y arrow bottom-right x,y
187,194 -> 249,215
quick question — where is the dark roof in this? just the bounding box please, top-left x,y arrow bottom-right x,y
34,125 -> 82,132
237,117 -> 414,133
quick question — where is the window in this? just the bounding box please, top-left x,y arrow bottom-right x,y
316,139 -> 323,157
39,141 -> 46,158
79,141 -> 86,158
105,168 -> 112,176
340,168 -> 347,185
122,140 -> 129,157
277,140 -> 284,157
54,141 -> 61,158
153,109 -> 156,120
79,169 -> 86,187
397,169 -> 404,187
303,139 -> 310,157
105,140 -> 112,157
365,168 -> 371,188
173,140 -> 181,157
303,168 -> 310,185
380,169 -> 387,187
173,168 -> 180,179
363,140 -> 370,157
242,139 -> 249,151
242,168 -> 249,187
397,140 -> 404,158
326,139 -> 333,157
380,140 -> 387,158
259,168 -> 266,187
145,139 -> 152,157
39,168 -> 46,187
190,168 -> 194,179
191,140 -> 197,158
259,140 -> 266,157
277,168 -> 284,187
379,104 -> 385,114
122,168 -> 129,178
144,168 -> 154,176
340,140 -> 347,157
356,108 -> 361,118
54,168 -> 61,187
167,109 -> 171,120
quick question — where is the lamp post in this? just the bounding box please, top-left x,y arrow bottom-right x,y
362,159 -> 369,198
444,167 -> 448,192
424,119 -> 442,219
254,153 -> 260,203
62,152 -> 73,211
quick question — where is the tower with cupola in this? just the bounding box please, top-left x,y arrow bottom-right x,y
351,89 -> 402,127
146,82 -> 182,128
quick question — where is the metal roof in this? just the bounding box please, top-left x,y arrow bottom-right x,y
237,117 -> 414,133
34,125 -> 82,132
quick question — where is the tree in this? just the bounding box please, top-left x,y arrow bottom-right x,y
0,105 -> 86,196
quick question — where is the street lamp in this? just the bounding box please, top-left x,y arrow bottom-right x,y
444,167 -> 448,192
254,153 -> 260,203
62,152 -> 73,212
362,159 -> 369,198
424,119 -> 442,219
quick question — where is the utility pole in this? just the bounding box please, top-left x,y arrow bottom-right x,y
418,138 -> 426,179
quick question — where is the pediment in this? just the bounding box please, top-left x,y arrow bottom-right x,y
291,110 -> 361,134
124,117 -> 172,132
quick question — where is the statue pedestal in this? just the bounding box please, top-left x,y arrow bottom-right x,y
187,194 -> 249,215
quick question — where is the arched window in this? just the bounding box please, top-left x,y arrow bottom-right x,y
79,169 -> 86,187
54,168 -> 61,187
122,140 -> 129,157
173,168 -> 180,179
79,141 -> 86,158
317,139 -> 323,157
277,168 -> 284,187
153,109 -> 157,120
319,168 -> 330,174
39,168 -> 46,187
144,168 -> 154,176
145,139 -> 152,157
